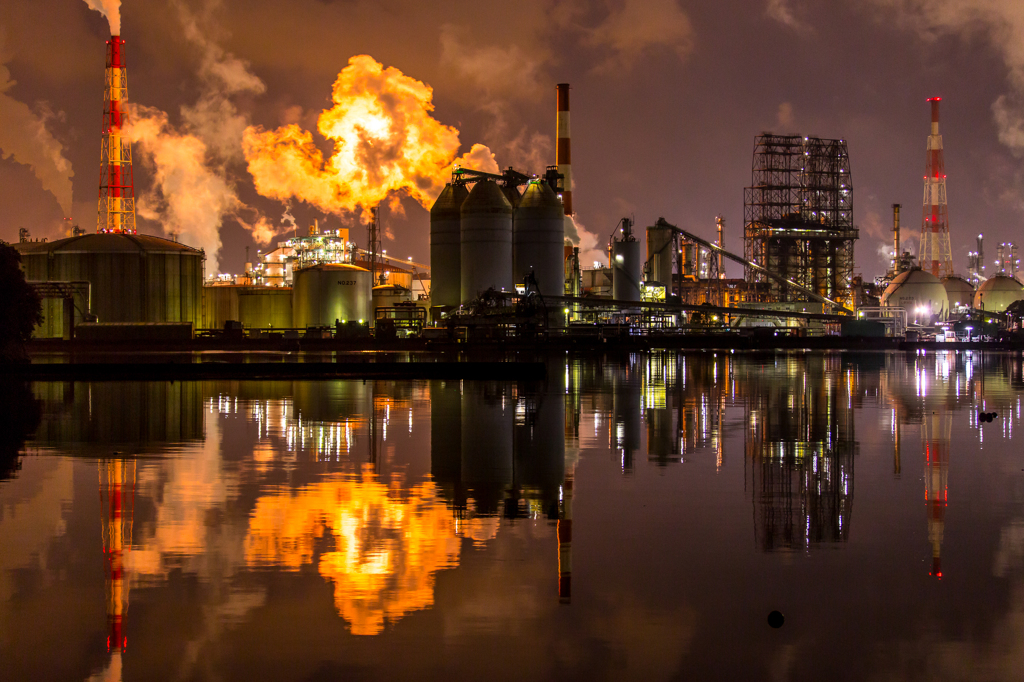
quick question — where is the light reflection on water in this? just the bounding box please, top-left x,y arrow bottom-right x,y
2,351 -> 1024,680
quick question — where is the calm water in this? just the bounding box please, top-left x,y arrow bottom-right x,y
2,351 -> 1024,681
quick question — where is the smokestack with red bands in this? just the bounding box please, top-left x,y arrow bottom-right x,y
556,83 -> 572,216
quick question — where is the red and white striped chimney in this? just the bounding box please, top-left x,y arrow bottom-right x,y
556,83 -> 572,216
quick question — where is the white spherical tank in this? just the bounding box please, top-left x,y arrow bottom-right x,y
881,268 -> 948,322
974,275 -> 1024,312
612,238 -> 642,302
941,276 -> 975,312
429,183 -> 468,308
292,264 -> 371,327
513,180 -> 565,296
461,180 -> 513,303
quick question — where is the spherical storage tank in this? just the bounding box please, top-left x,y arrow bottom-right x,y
429,183 -> 468,308
461,180 -> 513,303
974,275 -> 1024,312
941,276 -> 975,312
881,268 -> 948,322
16,232 -> 203,326
513,180 -> 565,296
292,264 -> 371,327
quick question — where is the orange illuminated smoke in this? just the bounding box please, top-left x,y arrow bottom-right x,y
243,55 -> 495,219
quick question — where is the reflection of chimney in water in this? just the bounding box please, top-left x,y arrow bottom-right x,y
101,460 -> 135,654
923,412 -> 949,579
558,475 -> 572,604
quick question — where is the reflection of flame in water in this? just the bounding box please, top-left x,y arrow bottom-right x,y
244,466 -> 460,635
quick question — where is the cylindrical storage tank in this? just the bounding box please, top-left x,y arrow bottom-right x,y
292,264 -> 371,327
881,268 -> 948,323
371,284 -> 411,326
16,233 -> 203,326
502,184 -> 522,210
461,381 -> 513,515
941,276 -> 975,312
202,285 -> 241,329
611,238 -> 642,302
430,380 -> 463,506
646,224 -> 674,286
974,275 -> 1024,312
461,180 -> 513,303
513,181 -> 565,296
429,183 -> 468,308
238,287 -> 293,329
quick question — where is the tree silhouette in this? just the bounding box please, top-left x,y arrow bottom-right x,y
0,242 -> 42,362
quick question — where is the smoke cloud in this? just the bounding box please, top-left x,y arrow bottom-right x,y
870,1 -> 1024,157
584,0 -> 695,72
564,215 -> 606,267
126,105 -> 238,263
82,0 -> 121,35
243,55 -> 499,220
0,58 -> 74,216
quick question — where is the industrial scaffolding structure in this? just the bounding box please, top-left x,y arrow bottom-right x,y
744,135 -> 857,307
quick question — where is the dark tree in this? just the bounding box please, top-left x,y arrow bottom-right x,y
0,241 -> 42,362
0,381 -> 41,482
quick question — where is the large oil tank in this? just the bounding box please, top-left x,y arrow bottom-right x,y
239,287 -> 293,329
16,232 -> 203,326
202,285 -> 241,329
881,268 -> 948,322
941,276 -> 975,312
371,284 -> 411,326
292,264 -> 371,327
975,275 -> 1024,312
461,180 -> 513,303
611,238 -> 642,302
513,180 -> 565,296
646,222 -> 674,286
429,183 -> 468,308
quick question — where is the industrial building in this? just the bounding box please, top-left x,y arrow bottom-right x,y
14,23 -> 1023,345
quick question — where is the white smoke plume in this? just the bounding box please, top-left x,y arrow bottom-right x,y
82,0 -> 121,35
126,105 -> 238,263
0,58 -> 74,217
564,214 -> 607,267
870,1 -> 1024,157
127,2 -> 270,270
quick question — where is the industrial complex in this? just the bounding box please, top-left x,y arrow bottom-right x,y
12,31 -> 1024,347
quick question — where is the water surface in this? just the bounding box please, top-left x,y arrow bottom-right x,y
2,351 -> 1023,681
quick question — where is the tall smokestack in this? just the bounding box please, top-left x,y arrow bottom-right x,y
918,98 -> 952,277
98,35 -> 136,234
715,215 -> 725,279
556,83 -> 572,216
892,203 -> 901,272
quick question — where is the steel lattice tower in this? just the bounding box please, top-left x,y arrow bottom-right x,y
97,36 -> 136,234
743,135 -> 858,305
919,98 -> 953,277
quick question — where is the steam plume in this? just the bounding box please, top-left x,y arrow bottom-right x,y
564,215 -> 606,267
243,55 -> 498,220
0,58 -> 74,216
83,0 -> 121,35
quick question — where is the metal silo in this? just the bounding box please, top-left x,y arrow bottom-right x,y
292,264 -> 371,327
429,183 -> 468,308
513,180 -> 565,296
461,381 -> 514,515
238,287 -> 293,329
612,238 -> 642,302
461,180 -> 513,303
201,284 -> 241,329
16,233 -> 203,327
646,222 -> 674,286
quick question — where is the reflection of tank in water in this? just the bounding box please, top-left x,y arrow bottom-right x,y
29,382 -> 203,453
743,355 -> 856,551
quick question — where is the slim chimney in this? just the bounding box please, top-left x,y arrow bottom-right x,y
98,35 -> 136,234
892,203 -> 901,272
556,84 -> 572,216
715,215 -> 725,279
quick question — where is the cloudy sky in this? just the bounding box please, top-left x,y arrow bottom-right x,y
1,0 -> 1023,277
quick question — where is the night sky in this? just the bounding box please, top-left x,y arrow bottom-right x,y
1,0 -> 1022,278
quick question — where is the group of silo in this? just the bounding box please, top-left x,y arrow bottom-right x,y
430,179 -> 566,312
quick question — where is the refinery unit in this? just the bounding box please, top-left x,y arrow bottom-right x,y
13,29 -> 1024,346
